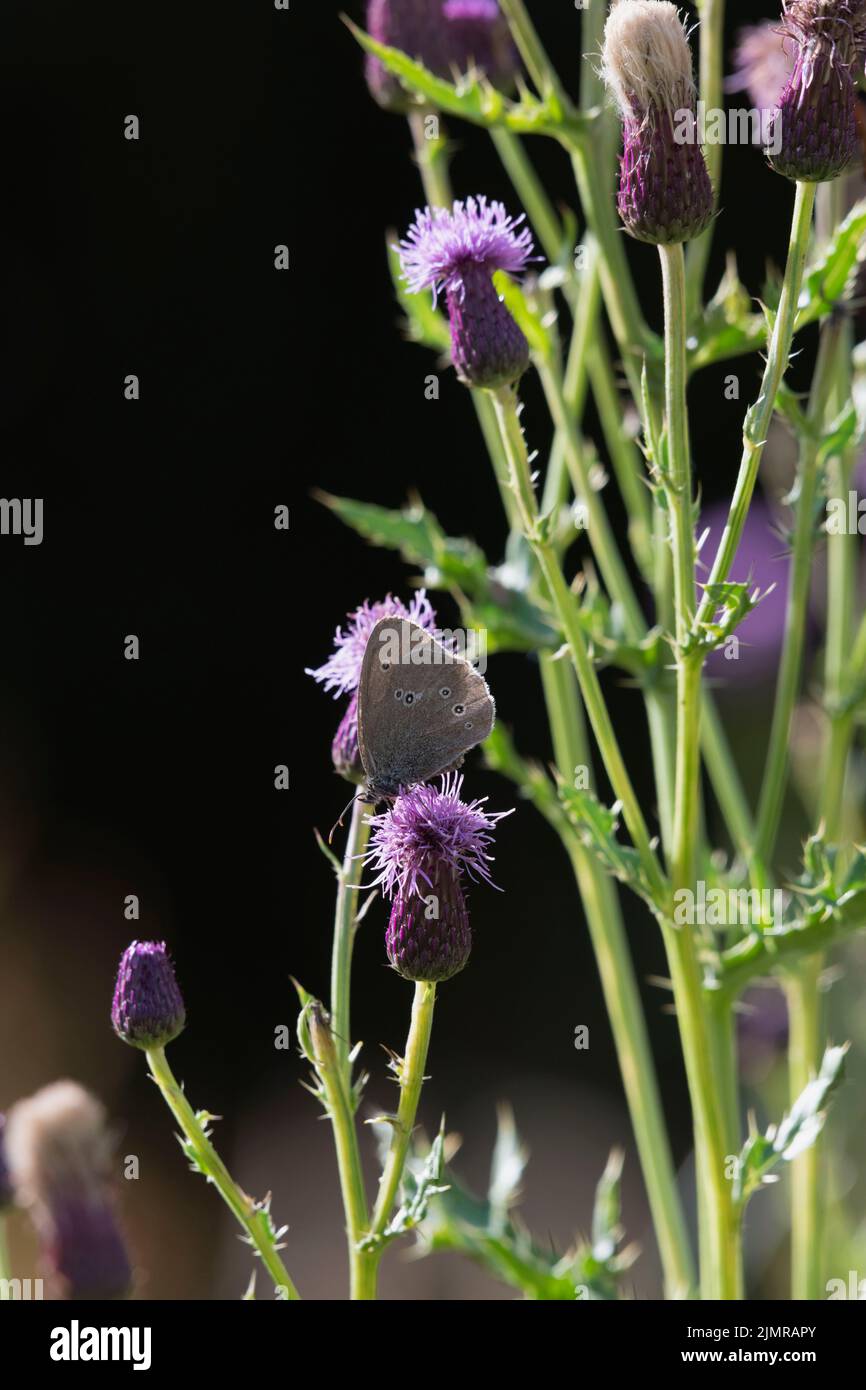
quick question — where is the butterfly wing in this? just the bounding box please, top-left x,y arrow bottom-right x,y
357,617 -> 495,792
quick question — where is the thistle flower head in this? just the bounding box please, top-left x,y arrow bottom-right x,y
725,23 -> 797,114
365,772 -> 512,898
306,591 -> 438,699
398,198 -> 535,388
601,0 -> 714,244
365,773 -> 512,983
307,592 -> 439,782
5,1082 -> 132,1299
767,0 -> 865,181
111,940 -> 186,1050
365,0 -> 518,111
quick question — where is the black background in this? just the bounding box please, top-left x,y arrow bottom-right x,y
0,0 -> 826,1300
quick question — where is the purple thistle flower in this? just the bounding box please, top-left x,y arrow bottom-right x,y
398,197 -> 535,389
5,1082 -> 132,1299
766,0 -> 865,182
112,940 -> 186,1050
365,773 -> 513,982
601,0 -> 714,245
0,1114 -> 13,1209
365,1 -> 518,112
307,592 -> 439,782
725,23 -> 797,117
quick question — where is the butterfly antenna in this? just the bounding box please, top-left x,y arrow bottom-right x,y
328,792 -> 362,845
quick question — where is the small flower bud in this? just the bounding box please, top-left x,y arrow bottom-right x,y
5,1082 -> 132,1299
601,0 -> 714,244
365,1 -> 518,112
112,940 -> 186,1050
766,1 -> 865,183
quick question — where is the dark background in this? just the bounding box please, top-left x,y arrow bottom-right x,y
0,0 -> 841,1300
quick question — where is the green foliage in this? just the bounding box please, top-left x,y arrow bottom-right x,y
413,1110 -> 635,1299
733,1044 -> 849,1207
691,580 -> 774,655
344,20 -> 587,145
559,784 -> 661,911
688,201 -> 866,371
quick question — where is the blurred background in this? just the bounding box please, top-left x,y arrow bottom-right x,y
0,0 -> 864,1300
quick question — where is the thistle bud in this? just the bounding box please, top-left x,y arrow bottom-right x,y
5,1082 -> 132,1299
111,940 -> 186,1050
601,0 -> 714,244
766,1 -> 865,182
398,197 -> 535,390
365,1 -> 518,112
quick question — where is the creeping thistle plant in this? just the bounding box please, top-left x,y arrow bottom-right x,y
9,0 -> 866,1306
292,0 -> 866,1302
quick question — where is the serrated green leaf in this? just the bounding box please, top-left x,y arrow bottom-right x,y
733,1043 -> 849,1204
343,19 -> 586,144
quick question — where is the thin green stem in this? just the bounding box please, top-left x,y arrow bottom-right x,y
330,797 -> 371,1072
693,181 -> 817,636
785,957 -> 824,1300
685,0 -> 725,319
492,385 -> 668,905
659,241 -> 741,1299
146,1045 -> 300,1299
358,981 -> 437,1298
490,127 -> 564,263
755,321 -> 842,863
305,1002 -> 370,1300
407,107 -> 452,207
0,1216 -> 11,1292
540,654 -> 694,1298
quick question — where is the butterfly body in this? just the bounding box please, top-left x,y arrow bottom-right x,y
357,616 -> 495,805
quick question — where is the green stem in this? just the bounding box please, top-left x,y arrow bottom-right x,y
0,1216 -> 11,1292
685,0 -> 725,319
785,957 -> 824,1300
407,107 -> 452,207
659,241 -> 741,1299
330,796 -> 371,1071
540,654 -> 694,1298
492,386 -> 667,906
305,1003 -> 370,1300
755,321 -> 842,864
693,180 -> 817,636
358,981 -> 437,1298
146,1045 -> 300,1299
490,127 -> 564,264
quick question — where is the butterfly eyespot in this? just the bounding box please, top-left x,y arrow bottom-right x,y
393,688 -> 403,698
404,692 -> 415,706
452,703 -> 465,716
380,661 -> 391,671
464,721 -> 473,730
439,686 -> 451,698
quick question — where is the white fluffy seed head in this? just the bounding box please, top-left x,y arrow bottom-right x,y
601,0 -> 696,118
5,1081 -> 113,1206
